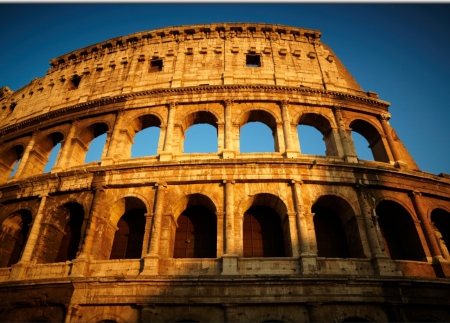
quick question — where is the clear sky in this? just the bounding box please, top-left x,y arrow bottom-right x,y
1,4 -> 449,175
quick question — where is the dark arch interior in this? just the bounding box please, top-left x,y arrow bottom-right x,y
313,207 -> 350,258
376,200 -> 426,261
312,195 -> 365,258
110,208 -> 146,259
54,203 -> 85,262
174,205 -> 217,258
431,208 -> 450,254
243,205 -> 285,257
6,210 -> 32,267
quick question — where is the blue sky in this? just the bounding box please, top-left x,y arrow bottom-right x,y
1,4 -> 449,175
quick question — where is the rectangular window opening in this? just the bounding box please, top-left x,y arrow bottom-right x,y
149,59 -> 163,72
246,54 -> 261,67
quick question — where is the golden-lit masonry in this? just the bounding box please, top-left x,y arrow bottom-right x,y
0,23 -> 449,322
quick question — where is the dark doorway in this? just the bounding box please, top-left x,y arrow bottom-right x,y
243,206 -> 285,257
174,206 -> 217,258
110,209 -> 146,259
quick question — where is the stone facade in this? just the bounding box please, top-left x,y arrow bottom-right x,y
0,23 -> 449,322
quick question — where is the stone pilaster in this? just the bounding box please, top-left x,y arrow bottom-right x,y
281,99 -> 298,158
160,102 -> 177,161
333,106 -> 358,162
222,179 -> 239,275
12,130 -> 39,179
222,99 -> 236,159
142,182 -> 166,275
9,192 -> 48,280
291,179 -> 317,274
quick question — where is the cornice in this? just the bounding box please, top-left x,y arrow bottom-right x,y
0,84 -> 389,137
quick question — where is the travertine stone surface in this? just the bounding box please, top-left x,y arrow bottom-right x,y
0,23 -> 449,322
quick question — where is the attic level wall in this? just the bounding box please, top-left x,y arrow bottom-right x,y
0,25 -> 369,129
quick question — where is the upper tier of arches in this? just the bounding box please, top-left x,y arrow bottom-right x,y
0,101 -> 417,183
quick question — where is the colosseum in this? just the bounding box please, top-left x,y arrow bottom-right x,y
0,22 -> 449,322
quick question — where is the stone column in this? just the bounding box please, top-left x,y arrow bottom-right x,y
333,106 -> 358,163
379,113 -> 403,167
9,192 -> 48,280
222,179 -> 239,275
291,179 -> 317,274
222,99 -> 236,159
103,108 -> 126,164
142,182 -> 166,275
12,130 -> 39,179
70,187 -> 105,276
355,183 -> 401,276
281,99 -> 297,158
410,191 -> 442,260
142,212 -> 153,257
53,119 -> 78,171
160,102 -> 177,161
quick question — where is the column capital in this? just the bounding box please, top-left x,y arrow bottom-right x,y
290,179 -> 303,185
280,98 -> 290,107
155,181 -> 167,188
379,113 -> 391,122
117,107 -> 126,116
411,190 -> 422,197
168,101 -> 178,110
224,99 -> 234,107
223,179 -> 235,185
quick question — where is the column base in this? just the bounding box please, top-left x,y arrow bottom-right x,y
100,157 -> 115,166
159,152 -> 173,162
372,256 -> 402,276
344,155 -> 359,163
394,160 -> 408,169
140,254 -> 160,276
300,253 -> 317,275
9,262 -> 29,280
70,258 -> 90,277
221,254 -> 239,275
221,150 -> 236,159
284,150 -> 299,158
431,256 -> 450,278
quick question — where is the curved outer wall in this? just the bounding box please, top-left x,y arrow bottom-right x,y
0,23 -> 449,322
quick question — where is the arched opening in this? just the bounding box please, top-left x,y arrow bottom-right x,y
35,202 -> 85,264
130,114 -> 161,158
240,110 -> 278,153
109,197 -> 147,260
244,206 -> 285,257
351,131 -> 374,161
85,133 -> 107,163
44,142 -> 62,172
132,127 -> 160,157
70,122 -> 108,166
0,145 -> 23,181
0,210 -> 32,267
297,125 -> 325,155
298,113 -> 338,156
350,120 -> 389,162
30,132 -> 64,174
182,111 -> 218,153
174,206 -> 217,258
376,200 -> 426,261
312,195 -> 365,258
430,208 -> 450,259
173,194 -> 217,258
54,203 -> 84,262
242,193 -> 290,257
